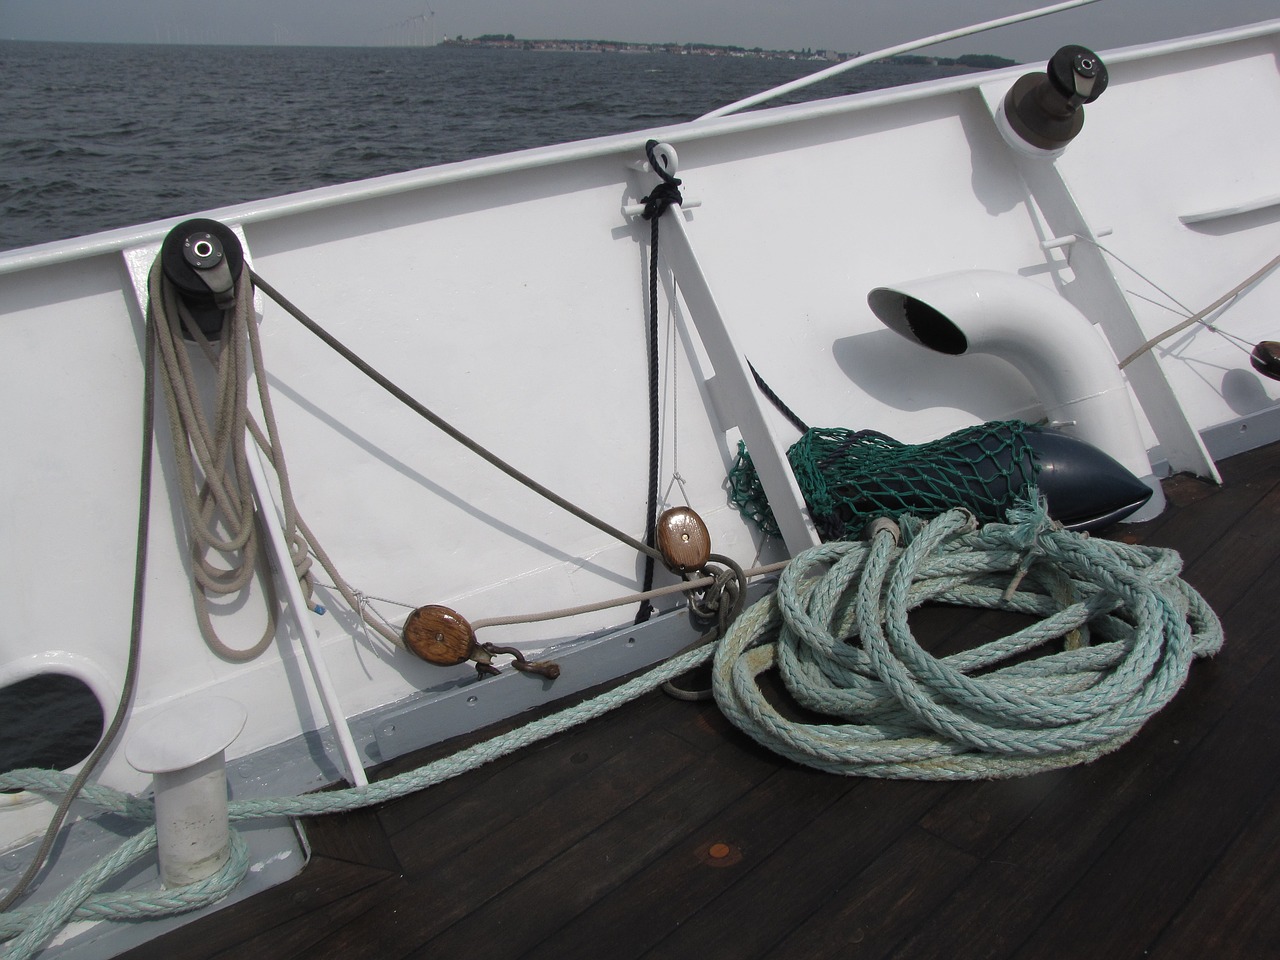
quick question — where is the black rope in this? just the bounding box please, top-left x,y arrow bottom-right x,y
247,271 -> 665,567
747,360 -> 810,434
639,139 -> 683,222
661,552 -> 748,700
635,141 -> 684,624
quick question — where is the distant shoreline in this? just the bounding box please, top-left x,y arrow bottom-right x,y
444,35 -> 1017,67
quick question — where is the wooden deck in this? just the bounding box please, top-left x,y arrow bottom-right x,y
122,441 -> 1280,960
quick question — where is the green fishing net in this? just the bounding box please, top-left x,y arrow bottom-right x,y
728,420 -> 1040,540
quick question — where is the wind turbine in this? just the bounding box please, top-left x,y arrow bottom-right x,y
397,6 -> 436,47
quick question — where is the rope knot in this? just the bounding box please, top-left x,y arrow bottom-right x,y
640,180 -> 683,221
1003,491 -> 1058,542
685,554 -> 747,636
993,493 -> 1060,599
640,139 -> 683,220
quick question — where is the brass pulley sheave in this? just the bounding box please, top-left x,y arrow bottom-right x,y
655,506 -> 712,574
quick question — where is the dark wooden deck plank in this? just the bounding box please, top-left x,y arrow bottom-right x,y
1121,443 -> 1280,564
1147,777 -> 1280,959
119,856 -> 398,960
1003,522 -> 1280,958
878,465 -> 1280,960
1154,475 -> 1280,611
304,804 -> 403,873
914,766 -> 1071,857
300,723 -> 709,960
378,687 -> 681,869
412,722 -> 782,960
761,826 -> 979,960
232,868 -> 404,960
1009,666 -> 1280,959
520,762 -> 859,960
635,778 -> 952,960
910,450 -> 1280,865
118,440 -> 1280,960
372,676 -> 676,839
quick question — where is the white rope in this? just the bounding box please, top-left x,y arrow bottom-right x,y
1118,252 -> 1280,368
699,0 -> 1104,120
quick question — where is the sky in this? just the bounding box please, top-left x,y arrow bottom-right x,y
0,0 -> 1277,62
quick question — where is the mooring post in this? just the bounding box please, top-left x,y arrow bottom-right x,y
126,696 -> 246,887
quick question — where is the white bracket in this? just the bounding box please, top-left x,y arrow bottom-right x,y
1179,191 -> 1280,225
622,141 -> 701,217
622,198 -> 702,218
627,144 -> 820,555
1040,227 -> 1113,251
979,80 -> 1220,483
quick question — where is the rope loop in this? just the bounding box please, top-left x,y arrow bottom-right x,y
635,140 -> 684,621
685,553 -> 747,636
0,828 -> 250,960
640,182 -> 684,222
640,139 -> 683,221
713,501 -> 1223,779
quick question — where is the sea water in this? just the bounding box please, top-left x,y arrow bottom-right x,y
0,40 -> 972,767
0,41 -> 975,251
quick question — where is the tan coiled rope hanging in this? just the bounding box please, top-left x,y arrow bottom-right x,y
148,259 -> 409,659
150,257 -> 280,660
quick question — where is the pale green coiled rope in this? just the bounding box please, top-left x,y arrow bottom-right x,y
713,500 -> 1222,779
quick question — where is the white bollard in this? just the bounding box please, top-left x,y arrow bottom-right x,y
126,696 -> 246,888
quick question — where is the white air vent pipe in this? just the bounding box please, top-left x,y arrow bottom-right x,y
867,269 -> 1163,518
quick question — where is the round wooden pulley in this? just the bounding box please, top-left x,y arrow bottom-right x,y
402,605 -> 477,666
656,506 -> 712,573
1251,341 -> 1280,381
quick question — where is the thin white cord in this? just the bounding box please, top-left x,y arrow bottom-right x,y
700,0 -> 1105,120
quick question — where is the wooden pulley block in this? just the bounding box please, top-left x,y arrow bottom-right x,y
656,506 -> 712,573
400,605 -> 560,680
1251,341 -> 1280,381
402,604 -> 481,666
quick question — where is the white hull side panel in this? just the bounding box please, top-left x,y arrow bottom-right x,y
1059,32 -> 1280,435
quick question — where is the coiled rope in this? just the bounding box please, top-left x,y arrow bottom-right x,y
151,259 -> 296,659
0,830 -> 250,960
713,500 -> 1222,779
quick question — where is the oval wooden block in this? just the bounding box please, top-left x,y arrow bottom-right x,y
1251,341 -> 1280,381
402,605 -> 476,666
657,507 -> 712,573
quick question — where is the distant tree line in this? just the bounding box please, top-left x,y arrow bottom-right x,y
888,53 -> 1015,68
447,36 -> 1016,68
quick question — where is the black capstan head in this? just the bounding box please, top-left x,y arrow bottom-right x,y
1003,44 -> 1109,151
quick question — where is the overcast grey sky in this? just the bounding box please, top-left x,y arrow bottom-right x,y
1,1 -> 1276,61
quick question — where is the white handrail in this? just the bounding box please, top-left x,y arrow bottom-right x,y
699,0 -> 1104,120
